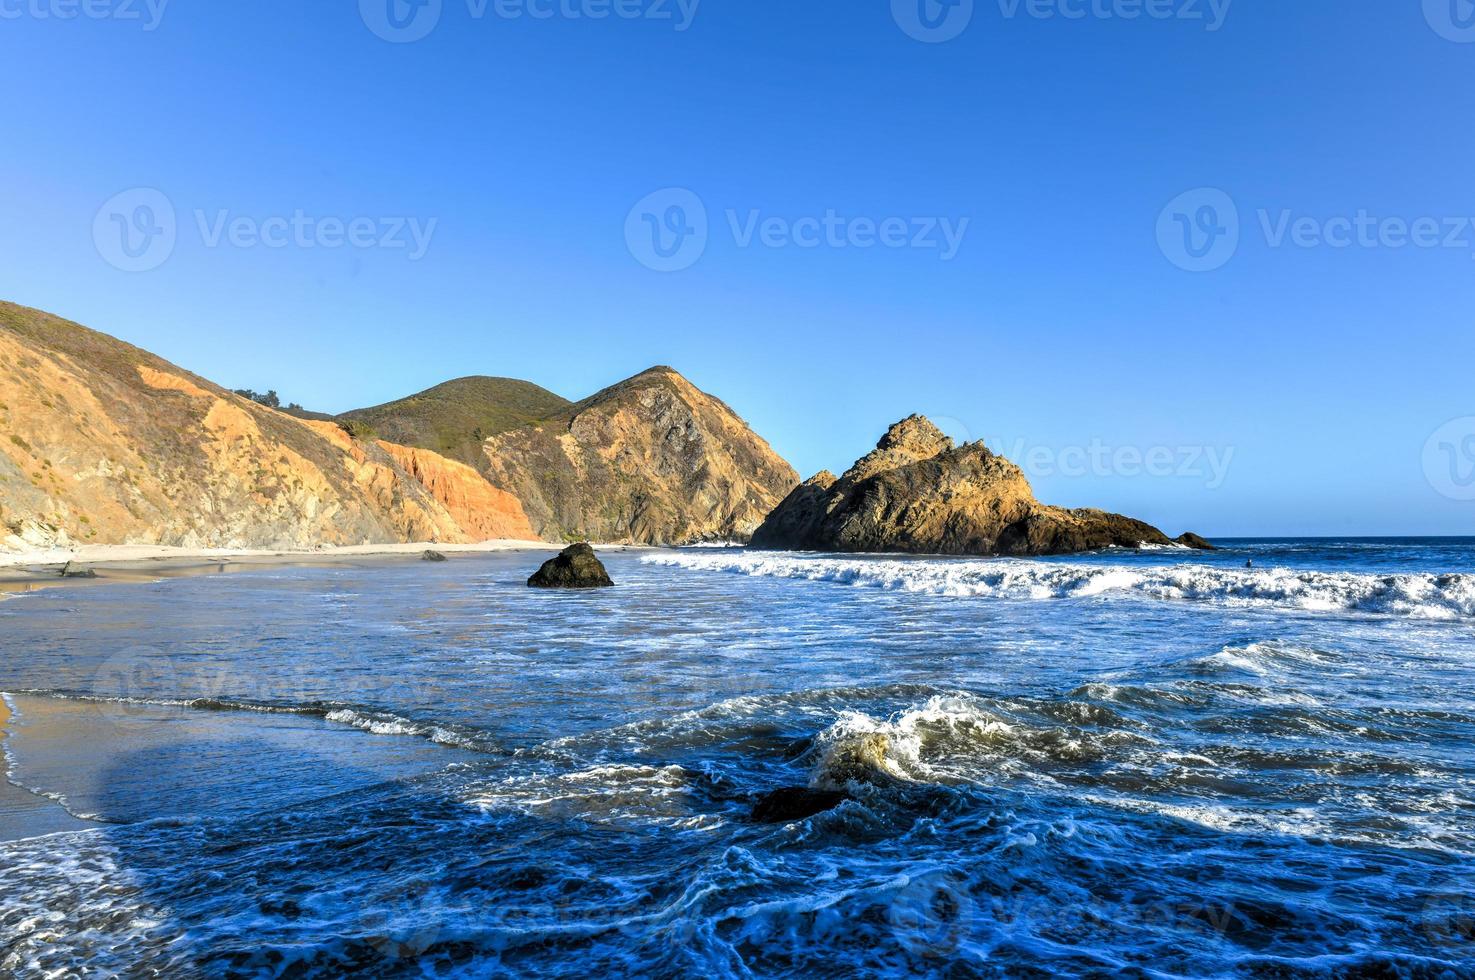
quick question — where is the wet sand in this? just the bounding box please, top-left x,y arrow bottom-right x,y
0,539 -> 597,595
0,695 -> 97,842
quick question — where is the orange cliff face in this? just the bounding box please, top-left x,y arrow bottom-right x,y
0,302 -> 544,552
376,441 -> 536,542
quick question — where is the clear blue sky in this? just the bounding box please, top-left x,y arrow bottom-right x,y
2,0 -> 1473,536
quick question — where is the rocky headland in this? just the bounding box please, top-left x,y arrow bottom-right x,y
752,415 -> 1212,556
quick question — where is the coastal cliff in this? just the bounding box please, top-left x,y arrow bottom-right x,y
0,302 -> 534,551
752,415 -> 1210,556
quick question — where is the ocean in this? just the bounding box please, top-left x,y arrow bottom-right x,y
1,539 -> 1473,977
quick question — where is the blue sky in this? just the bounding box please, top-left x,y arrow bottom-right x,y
2,0 -> 1473,536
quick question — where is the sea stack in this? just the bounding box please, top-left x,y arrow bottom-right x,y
527,543 -> 615,589
752,415 -> 1213,557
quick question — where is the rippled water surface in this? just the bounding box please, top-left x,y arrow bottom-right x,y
2,539 -> 1473,977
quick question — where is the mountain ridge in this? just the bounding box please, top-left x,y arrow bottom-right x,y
0,302 -> 797,552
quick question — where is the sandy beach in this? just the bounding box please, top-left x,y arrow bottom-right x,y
0,539 -> 585,594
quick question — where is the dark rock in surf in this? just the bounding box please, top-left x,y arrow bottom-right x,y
1175,532 -> 1216,551
421,550 -> 448,562
750,786 -> 848,823
527,543 -> 614,589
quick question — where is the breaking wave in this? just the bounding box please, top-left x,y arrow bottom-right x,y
642,552 -> 1475,620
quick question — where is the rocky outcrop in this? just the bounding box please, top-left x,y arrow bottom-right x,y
750,787 -> 847,823
481,367 -> 798,545
0,302 -> 534,551
527,543 -> 614,589
753,415 -> 1211,556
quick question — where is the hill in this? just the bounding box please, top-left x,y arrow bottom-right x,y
339,377 -> 571,467
480,366 -> 799,544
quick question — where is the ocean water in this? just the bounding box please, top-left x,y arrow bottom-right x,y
1,539 -> 1473,977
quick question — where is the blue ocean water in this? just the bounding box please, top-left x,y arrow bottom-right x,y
1,539 -> 1473,977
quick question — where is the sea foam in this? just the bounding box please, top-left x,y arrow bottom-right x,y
642,552 -> 1475,620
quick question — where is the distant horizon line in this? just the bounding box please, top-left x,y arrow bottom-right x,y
1174,535 -> 1475,542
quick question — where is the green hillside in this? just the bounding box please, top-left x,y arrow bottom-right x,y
338,376 -> 572,467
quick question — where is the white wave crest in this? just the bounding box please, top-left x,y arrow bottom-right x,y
642,552 -> 1475,620
465,763 -> 721,829
804,694 -> 1126,789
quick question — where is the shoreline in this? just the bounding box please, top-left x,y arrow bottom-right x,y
0,539 -> 599,594
0,693 -> 102,842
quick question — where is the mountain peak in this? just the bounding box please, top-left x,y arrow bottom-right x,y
482,367 -> 797,544
877,415 -> 952,455
840,415 -> 956,485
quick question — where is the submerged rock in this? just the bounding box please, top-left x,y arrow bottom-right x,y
811,732 -> 901,789
750,787 -> 848,823
753,415 -> 1211,557
752,731 -> 917,821
421,550 -> 448,562
527,543 -> 614,589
